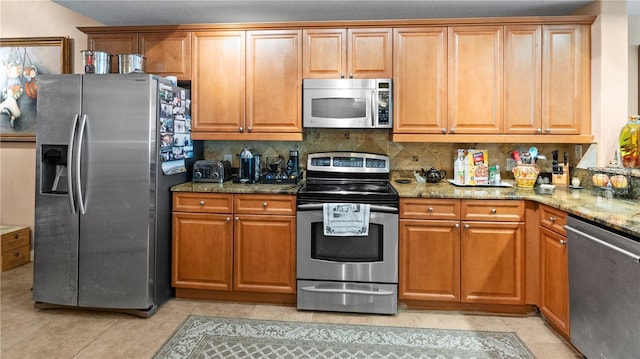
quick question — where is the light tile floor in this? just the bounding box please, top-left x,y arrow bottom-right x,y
1,263 -> 582,358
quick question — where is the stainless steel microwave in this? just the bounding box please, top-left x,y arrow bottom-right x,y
302,78 -> 392,129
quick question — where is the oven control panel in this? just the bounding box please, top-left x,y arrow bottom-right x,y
307,152 -> 390,173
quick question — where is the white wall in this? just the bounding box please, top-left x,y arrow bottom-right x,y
0,1 -> 101,230
629,0 -> 639,114
575,0 -> 630,165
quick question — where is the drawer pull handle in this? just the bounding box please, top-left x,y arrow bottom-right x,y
549,216 -> 556,222
428,207 -> 434,212
262,202 -> 268,208
490,208 -> 497,214
199,200 -> 205,206
559,239 -> 567,245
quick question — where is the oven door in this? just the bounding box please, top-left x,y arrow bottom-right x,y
296,203 -> 398,284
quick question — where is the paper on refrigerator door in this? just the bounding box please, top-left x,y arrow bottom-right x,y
323,203 -> 370,236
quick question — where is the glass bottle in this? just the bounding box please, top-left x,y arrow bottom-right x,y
619,115 -> 640,169
454,149 -> 465,184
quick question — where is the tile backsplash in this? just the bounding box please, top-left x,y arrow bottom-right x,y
203,129 -> 589,180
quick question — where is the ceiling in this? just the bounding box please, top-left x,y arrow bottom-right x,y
52,0 -> 595,26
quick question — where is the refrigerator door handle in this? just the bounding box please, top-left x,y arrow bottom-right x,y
67,114 -> 79,214
76,114 -> 88,214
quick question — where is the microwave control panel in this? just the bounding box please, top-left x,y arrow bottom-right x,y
377,81 -> 391,127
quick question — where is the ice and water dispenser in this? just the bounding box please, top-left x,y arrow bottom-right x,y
40,145 -> 68,194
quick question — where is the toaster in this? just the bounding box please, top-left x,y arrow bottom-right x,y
192,160 -> 232,183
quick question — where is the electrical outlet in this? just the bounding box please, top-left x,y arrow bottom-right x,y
506,158 -> 516,171
574,145 -> 582,159
224,154 -> 233,162
413,155 -> 419,162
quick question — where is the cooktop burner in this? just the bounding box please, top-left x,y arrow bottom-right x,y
297,152 -> 398,206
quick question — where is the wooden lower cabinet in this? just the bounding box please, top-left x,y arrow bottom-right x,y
234,214 -> 296,293
172,212 -> 233,290
461,221 -> 525,304
400,199 -> 526,307
399,219 -> 460,302
539,204 -> 569,338
172,193 -> 296,302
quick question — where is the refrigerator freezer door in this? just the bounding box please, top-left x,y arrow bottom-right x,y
77,75 -> 157,309
33,75 -> 83,306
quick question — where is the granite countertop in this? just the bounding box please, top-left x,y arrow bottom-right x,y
172,180 -> 640,238
392,180 -> 640,239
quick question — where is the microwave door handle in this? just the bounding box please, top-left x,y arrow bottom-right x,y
371,90 -> 375,127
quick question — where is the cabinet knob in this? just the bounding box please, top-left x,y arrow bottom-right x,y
226,217 -> 231,222
464,224 -> 470,229
454,223 -> 460,229
490,208 -> 497,214
441,128 -> 446,134
239,127 -> 244,133
199,200 -> 205,206
247,127 -> 252,133
262,202 -> 268,208
349,73 -> 353,78
545,128 -> 551,133
450,127 -> 455,133
235,217 -> 239,221
341,73 -> 345,78
559,239 -> 567,245
549,216 -> 556,222
537,128 -> 542,134
428,207 -> 434,212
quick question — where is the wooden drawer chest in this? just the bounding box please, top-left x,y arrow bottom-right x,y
1,225 -> 31,271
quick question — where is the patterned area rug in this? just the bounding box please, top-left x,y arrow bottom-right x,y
153,316 -> 536,359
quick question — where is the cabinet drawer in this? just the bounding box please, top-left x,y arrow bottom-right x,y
461,200 -> 524,222
234,194 -> 296,215
173,193 -> 233,213
400,199 -> 460,220
539,204 -> 567,236
1,244 -> 30,272
1,227 -> 30,253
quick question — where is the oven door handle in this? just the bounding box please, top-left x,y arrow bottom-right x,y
300,285 -> 394,296
297,203 -> 398,213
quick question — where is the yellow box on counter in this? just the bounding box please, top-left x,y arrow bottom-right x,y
1,225 -> 31,272
467,150 -> 489,185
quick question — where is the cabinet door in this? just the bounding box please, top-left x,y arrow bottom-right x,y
461,221 -> 524,304
393,27 -> 448,134
88,33 -> 138,73
504,25 -> 542,134
448,26 -> 503,134
399,220 -> 460,302
172,212 -> 233,290
246,30 -> 302,133
542,24 -> 590,135
192,31 -> 245,133
540,226 -> 569,337
234,214 -> 296,293
303,29 -> 346,78
348,28 -> 393,78
139,31 -> 191,79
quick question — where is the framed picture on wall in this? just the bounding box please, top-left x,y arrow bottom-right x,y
0,37 -> 71,142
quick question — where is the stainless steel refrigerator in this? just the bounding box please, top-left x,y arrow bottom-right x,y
33,74 -> 200,317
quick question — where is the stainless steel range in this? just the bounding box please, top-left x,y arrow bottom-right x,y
296,152 -> 399,315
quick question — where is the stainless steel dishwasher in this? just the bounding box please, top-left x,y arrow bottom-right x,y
565,216 -> 640,359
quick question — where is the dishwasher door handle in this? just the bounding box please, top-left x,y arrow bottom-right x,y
566,226 -> 640,263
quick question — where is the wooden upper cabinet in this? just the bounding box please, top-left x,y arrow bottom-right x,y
303,28 -> 392,78
303,29 -> 347,78
348,28 -> 393,78
448,26 -> 503,134
192,31 -> 246,134
88,33 -> 138,73
246,30 -> 302,134
542,24 -> 590,135
504,25 -> 542,134
393,27 -> 448,134
139,31 -> 191,79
